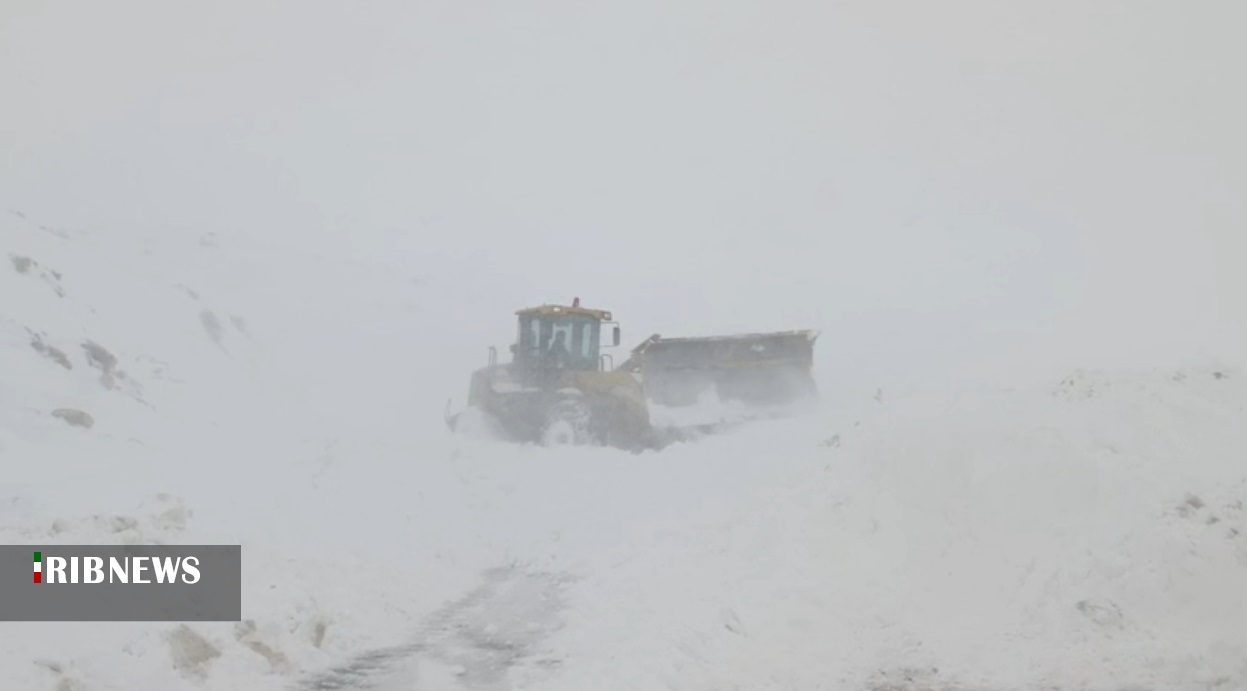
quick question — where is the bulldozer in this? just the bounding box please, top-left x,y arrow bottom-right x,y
444,298 -> 819,451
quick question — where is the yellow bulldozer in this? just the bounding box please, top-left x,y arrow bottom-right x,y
444,298 -> 819,451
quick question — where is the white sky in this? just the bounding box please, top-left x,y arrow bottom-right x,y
3,0 -> 1244,396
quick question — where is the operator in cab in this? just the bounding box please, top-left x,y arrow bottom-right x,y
547,330 -> 572,368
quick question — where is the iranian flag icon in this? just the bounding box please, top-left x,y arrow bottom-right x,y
33,551 -> 41,583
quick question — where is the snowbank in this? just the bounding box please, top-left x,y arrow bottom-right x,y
528,368 -> 1247,691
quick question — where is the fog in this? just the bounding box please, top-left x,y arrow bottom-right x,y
4,3 -> 1247,689
3,0 -> 1244,393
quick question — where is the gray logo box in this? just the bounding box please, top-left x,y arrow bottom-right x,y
0,545 -> 241,621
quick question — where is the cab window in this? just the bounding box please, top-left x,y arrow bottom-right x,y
518,314 -> 601,367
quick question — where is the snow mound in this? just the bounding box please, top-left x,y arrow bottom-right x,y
526,367 -> 1247,691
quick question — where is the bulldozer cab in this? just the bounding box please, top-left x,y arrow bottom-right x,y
512,302 -> 620,374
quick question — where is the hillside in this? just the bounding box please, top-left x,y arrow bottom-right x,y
2,209 -> 1244,690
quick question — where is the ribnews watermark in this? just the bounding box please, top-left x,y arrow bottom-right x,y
0,545 -> 241,621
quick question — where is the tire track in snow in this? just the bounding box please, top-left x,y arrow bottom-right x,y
293,564 -> 573,690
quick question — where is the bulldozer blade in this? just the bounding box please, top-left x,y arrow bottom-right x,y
624,329 -> 820,418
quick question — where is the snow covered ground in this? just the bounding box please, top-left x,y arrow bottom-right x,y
1,207 -> 1243,690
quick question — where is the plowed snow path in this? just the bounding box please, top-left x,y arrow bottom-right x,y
295,566 -> 572,691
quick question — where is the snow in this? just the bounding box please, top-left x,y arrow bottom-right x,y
3,2 -> 1246,688
534,376 -> 1247,691
647,390 -> 759,428
1,207 -> 1244,690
